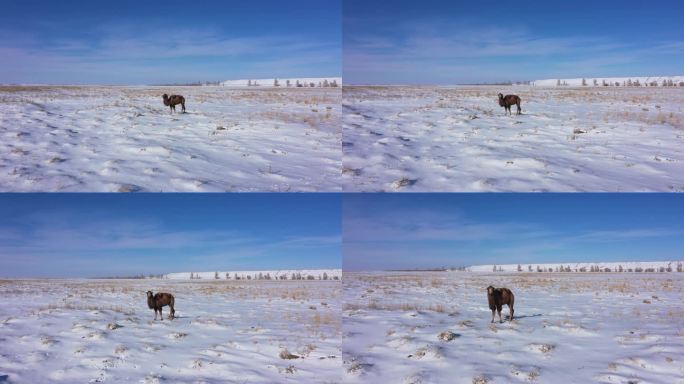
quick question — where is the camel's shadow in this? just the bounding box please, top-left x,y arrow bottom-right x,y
511,313 -> 542,320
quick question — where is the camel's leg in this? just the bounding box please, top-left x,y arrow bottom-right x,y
517,102 -> 521,115
181,102 -> 186,113
491,309 -> 495,323
497,306 -> 503,323
154,308 -> 158,320
170,304 -> 175,319
159,307 -> 164,321
509,304 -> 514,321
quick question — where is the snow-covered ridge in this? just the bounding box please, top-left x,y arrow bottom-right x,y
220,77 -> 341,88
467,261 -> 683,273
532,76 -> 683,87
163,269 -> 341,280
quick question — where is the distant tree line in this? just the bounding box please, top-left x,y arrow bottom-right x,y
184,271 -> 339,280
555,78 -> 684,87
246,79 -> 339,88
487,262 -> 684,273
464,81 -> 532,86
93,273 -> 168,279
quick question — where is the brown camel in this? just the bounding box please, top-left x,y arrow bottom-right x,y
498,93 -> 522,115
487,286 -> 514,323
162,94 -> 186,114
146,291 -> 175,320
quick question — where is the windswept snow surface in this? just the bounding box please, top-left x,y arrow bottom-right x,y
343,271 -> 684,384
166,269 -> 341,280
0,279 -> 341,383
342,86 -> 684,192
0,86 -> 341,192
469,261 -> 683,273
220,78 -> 342,88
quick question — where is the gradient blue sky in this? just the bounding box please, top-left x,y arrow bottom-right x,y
343,194 -> 684,271
0,194 -> 341,278
0,0 -> 340,85
344,0 -> 684,84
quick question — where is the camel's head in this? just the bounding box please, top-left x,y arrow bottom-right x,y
486,286 -> 495,295
146,291 -> 153,299
162,94 -> 168,99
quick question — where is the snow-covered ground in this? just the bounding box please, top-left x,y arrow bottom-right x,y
0,85 -> 341,192
165,269 -> 341,281
532,76 -> 684,87
342,86 -> 684,192
0,278 -> 341,383
343,271 -> 684,384
220,78 -> 342,88
469,261 -> 683,273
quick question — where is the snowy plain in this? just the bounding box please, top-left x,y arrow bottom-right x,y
0,86 -> 341,192
342,86 -> 684,191
343,271 -> 684,384
0,278 -> 341,383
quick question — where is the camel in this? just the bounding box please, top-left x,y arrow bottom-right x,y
487,286 -> 514,322
146,291 -> 175,320
162,94 -> 186,114
498,93 -> 522,115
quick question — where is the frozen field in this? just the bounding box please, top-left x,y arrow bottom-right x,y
0,279 -> 341,383
0,86 -> 341,192
343,272 -> 684,383
343,86 -> 684,191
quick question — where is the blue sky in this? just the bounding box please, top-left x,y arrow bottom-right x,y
0,194 -> 341,278
0,0 -> 340,84
343,194 -> 684,271
344,0 -> 684,84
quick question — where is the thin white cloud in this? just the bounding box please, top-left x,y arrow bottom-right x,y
0,24 -> 339,84
0,215 -> 338,259
344,18 -> 681,83
346,210 -> 680,245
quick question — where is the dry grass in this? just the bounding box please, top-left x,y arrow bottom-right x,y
345,298 -> 447,313
345,85 -> 684,129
